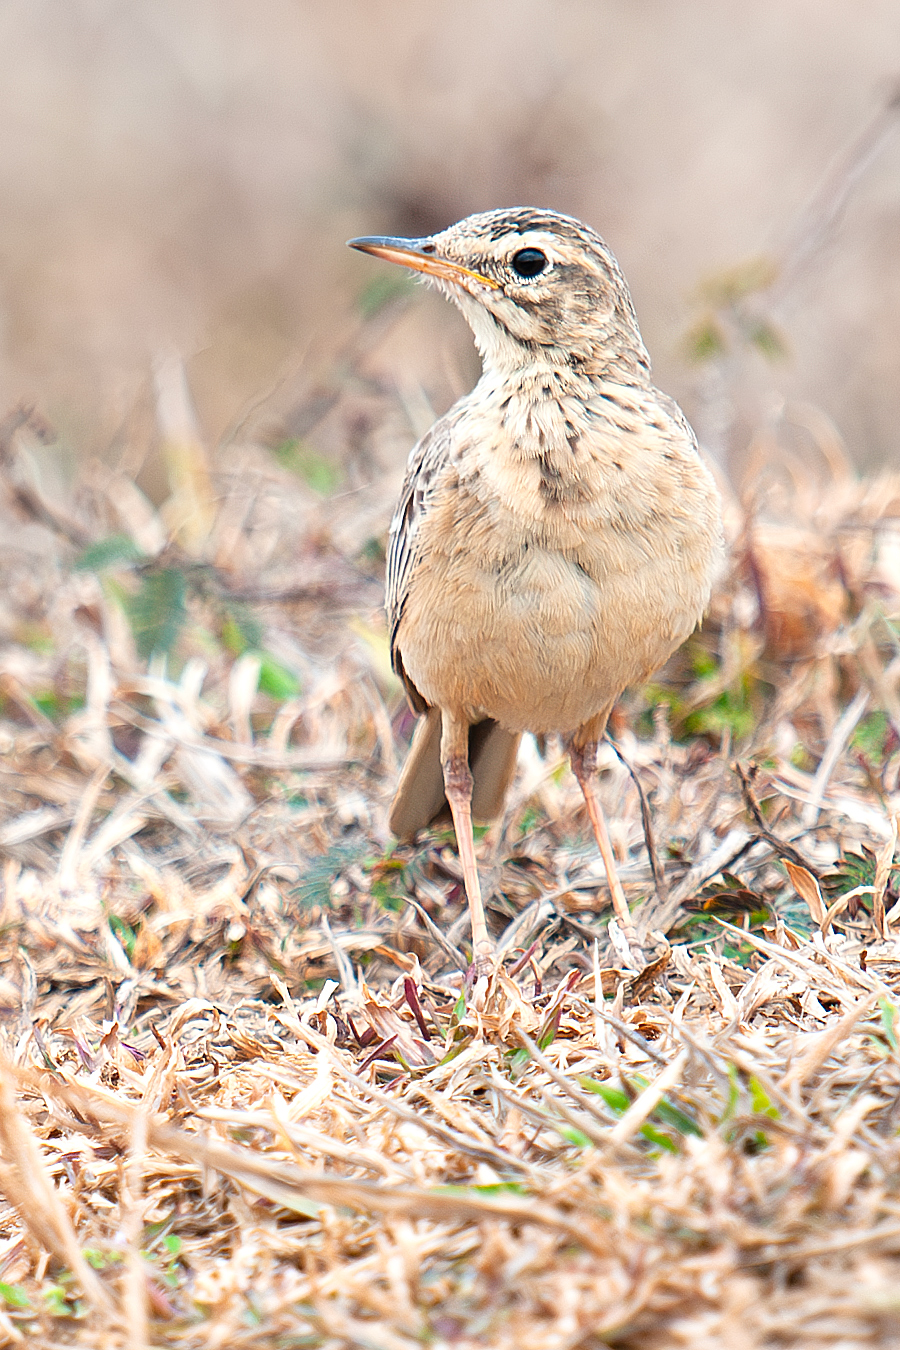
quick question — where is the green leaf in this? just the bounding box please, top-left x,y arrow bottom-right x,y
748,1076 -> 779,1119
32,689 -> 77,721
690,647 -> 719,678
743,317 -> 786,361
358,535 -> 386,565
291,842 -> 368,911
517,806 -> 541,836
431,1183 -> 513,1199
790,742 -> 816,771
821,849 -> 892,901
221,607 -> 263,655
124,568 -> 187,660
579,1077 -> 629,1114
720,1063 -> 741,1124
0,1282 -> 30,1308
683,680 -> 757,741
75,533 -> 143,572
257,654 -> 300,701
852,711 -> 891,763
108,914 -> 136,959
83,1248 -> 122,1270
370,872 -> 403,912
507,1047 -> 530,1075
653,1099 -> 703,1137
639,1123 -> 679,1153
273,440 -> 342,495
162,1234 -> 183,1257
142,1217 -> 173,1245
685,314 -> 726,363
580,1074 -> 701,1138
699,256 -> 777,306
558,1124 -> 592,1149
538,1022 -> 558,1050
436,1042 -> 467,1068
879,998 -> 898,1052
43,1284 -> 72,1316
470,1182 -> 529,1196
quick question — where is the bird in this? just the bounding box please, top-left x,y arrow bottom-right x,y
348,208 -> 724,971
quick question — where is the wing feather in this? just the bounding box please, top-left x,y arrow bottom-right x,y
385,416 -> 455,675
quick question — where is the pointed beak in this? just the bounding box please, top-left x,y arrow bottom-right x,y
347,235 -> 499,291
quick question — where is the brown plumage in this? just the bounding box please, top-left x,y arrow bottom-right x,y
349,208 -> 724,968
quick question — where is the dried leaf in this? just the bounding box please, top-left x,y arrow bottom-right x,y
785,858 -> 828,925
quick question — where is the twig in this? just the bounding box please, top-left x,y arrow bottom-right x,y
515,1029 -> 616,1142
780,993 -> 878,1091
770,82 -> 900,305
0,1066 -> 116,1317
121,1107 -> 149,1350
14,1062 -> 593,1245
279,1005 -> 538,1178
741,1220 -> 900,1267
607,738 -> 668,902
608,1049 -> 689,1144
800,688 -> 871,828
584,1005 -> 668,1066
735,763 -> 822,876
321,915 -> 359,997
403,895 -> 467,969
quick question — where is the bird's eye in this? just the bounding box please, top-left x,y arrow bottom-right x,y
511,247 -> 548,278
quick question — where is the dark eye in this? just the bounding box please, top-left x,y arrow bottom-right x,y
511,247 -> 548,278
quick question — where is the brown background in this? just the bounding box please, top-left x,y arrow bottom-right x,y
2,0 -> 899,485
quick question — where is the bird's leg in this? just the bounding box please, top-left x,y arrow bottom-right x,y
569,739 -> 632,936
441,710 -> 492,967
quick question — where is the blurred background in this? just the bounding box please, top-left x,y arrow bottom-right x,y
0,0 -> 899,871
2,0 -> 900,490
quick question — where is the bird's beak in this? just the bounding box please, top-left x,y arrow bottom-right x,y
347,235 -> 500,290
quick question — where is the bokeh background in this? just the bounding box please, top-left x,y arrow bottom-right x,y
2,0 -> 900,494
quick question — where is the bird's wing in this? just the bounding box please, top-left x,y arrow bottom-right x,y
654,389 -> 701,452
385,416 -> 454,676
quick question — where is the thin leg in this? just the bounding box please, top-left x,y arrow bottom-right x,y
569,742 -> 632,935
441,710 -> 492,965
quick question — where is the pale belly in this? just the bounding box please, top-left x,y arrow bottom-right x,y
397,542 -> 704,735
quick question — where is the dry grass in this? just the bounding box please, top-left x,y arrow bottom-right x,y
0,383 -> 899,1348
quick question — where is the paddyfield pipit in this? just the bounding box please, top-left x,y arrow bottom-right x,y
349,208 -> 724,969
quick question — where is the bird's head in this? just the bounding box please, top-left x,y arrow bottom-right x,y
348,207 -> 650,380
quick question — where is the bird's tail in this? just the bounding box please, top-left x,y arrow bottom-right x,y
388,707 -> 521,840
